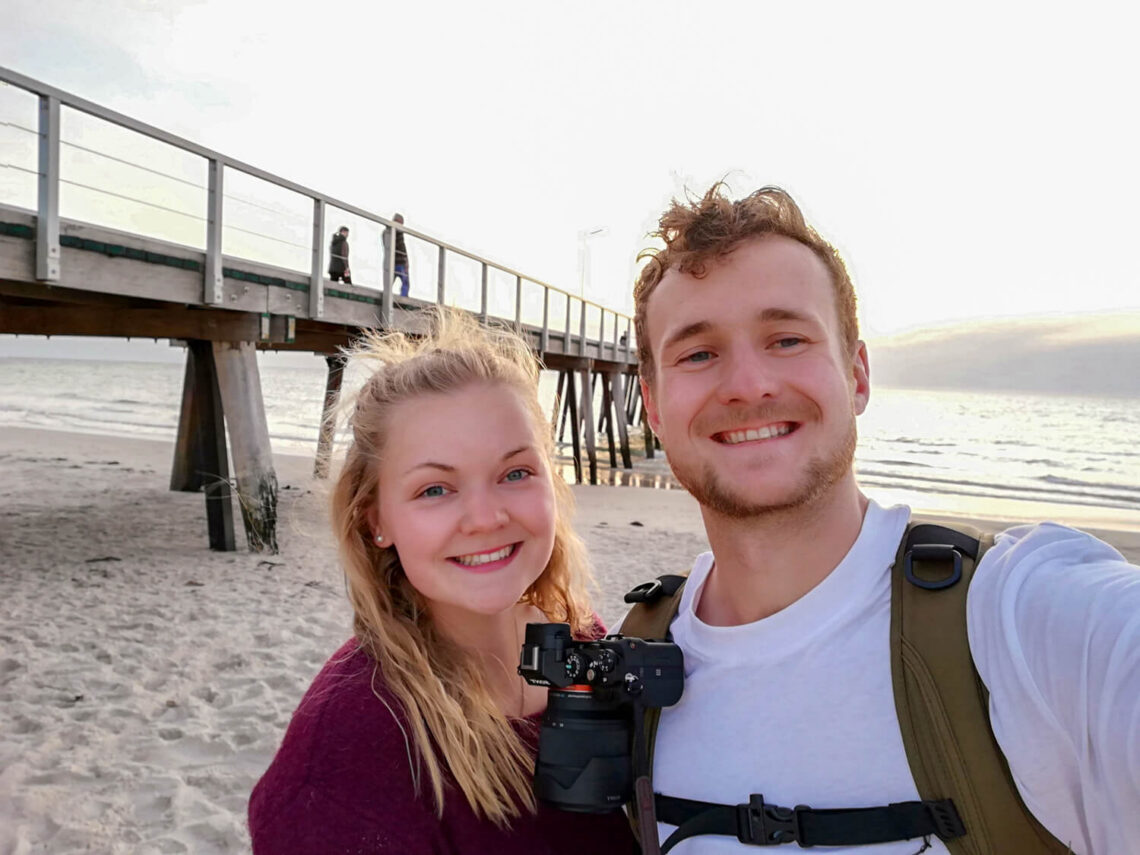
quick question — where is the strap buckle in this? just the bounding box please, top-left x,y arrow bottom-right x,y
624,579 -> 664,603
903,543 -> 963,590
737,795 -> 803,846
925,799 -> 966,840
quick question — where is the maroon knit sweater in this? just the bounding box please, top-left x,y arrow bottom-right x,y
249,637 -> 639,854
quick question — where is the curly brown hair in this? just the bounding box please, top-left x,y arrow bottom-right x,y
633,183 -> 859,384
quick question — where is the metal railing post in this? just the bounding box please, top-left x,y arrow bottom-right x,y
579,300 -> 587,356
204,159 -> 225,305
309,199 -> 325,318
515,275 -> 523,329
541,287 -> 550,353
382,222 -> 395,326
480,263 -> 489,322
564,294 -> 571,353
437,246 -> 446,306
36,94 -> 60,282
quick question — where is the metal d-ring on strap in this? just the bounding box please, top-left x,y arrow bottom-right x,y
654,793 -> 966,852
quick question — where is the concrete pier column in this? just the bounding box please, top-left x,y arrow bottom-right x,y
170,340 -> 235,551
212,341 -> 279,553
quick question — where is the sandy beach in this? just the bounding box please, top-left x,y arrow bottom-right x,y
1,426 -> 1137,854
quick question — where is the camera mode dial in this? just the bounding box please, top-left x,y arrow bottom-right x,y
563,651 -> 586,682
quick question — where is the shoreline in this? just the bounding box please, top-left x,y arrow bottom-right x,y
1,426 -> 1137,854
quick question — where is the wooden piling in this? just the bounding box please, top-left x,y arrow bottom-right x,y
611,370 -> 633,469
170,340 -> 235,551
212,341 -> 279,553
551,370 -> 565,441
313,354 -> 347,479
600,373 -> 617,469
564,369 -> 583,483
579,362 -> 597,485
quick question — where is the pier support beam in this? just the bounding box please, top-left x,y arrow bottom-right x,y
213,341 -> 279,553
599,372 -> 617,469
313,354 -> 347,479
631,380 -> 656,459
171,340 -> 235,551
578,362 -> 597,486
610,371 -> 633,469
564,369 -> 583,483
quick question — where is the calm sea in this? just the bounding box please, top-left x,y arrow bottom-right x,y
2,356 -> 1137,527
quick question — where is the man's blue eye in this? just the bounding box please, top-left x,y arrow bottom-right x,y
775,337 -> 804,349
421,485 -> 446,498
504,468 -> 530,482
685,351 -> 713,363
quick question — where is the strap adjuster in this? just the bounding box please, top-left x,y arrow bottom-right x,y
925,799 -> 966,840
624,579 -> 663,603
737,795 -> 803,846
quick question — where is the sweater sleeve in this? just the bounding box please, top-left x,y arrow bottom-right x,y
967,523 -> 1140,855
249,643 -> 444,854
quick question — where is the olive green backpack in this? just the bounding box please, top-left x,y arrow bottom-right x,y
618,518 -> 1071,855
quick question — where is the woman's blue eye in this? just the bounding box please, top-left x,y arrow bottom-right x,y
504,468 -> 530,483
421,485 -> 446,498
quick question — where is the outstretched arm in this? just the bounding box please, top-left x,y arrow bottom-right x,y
969,523 -> 1140,855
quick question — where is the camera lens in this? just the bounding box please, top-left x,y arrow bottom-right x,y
533,687 -> 631,813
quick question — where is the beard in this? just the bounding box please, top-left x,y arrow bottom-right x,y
669,414 -> 858,520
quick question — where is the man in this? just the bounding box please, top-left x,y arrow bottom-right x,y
383,213 -> 411,297
328,226 -> 351,284
632,184 -> 1139,853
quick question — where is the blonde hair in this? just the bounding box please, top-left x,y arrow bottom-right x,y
635,183 -> 859,384
330,308 -> 594,825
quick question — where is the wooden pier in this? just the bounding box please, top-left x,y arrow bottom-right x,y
0,67 -> 654,553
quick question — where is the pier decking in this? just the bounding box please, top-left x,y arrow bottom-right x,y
0,67 -> 654,553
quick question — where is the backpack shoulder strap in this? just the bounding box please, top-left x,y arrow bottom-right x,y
619,574 -> 688,639
618,574 -> 688,854
618,573 -> 688,771
892,516 -> 1070,855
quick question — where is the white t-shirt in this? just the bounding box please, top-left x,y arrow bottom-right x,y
650,501 -> 1140,854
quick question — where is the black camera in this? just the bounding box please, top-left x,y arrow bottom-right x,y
518,623 -> 684,813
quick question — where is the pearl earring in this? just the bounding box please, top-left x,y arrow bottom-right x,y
374,534 -> 384,545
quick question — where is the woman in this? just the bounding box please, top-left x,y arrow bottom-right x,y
249,310 -> 637,854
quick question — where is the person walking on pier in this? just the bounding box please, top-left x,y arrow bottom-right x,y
249,310 -> 637,855
383,212 -> 411,296
328,225 -> 352,284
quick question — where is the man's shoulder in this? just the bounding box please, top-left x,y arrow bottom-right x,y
976,521 -> 1130,586
968,521 -> 1137,647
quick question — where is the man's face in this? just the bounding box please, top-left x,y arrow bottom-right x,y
640,236 -> 869,518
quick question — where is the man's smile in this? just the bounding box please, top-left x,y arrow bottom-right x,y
711,422 -> 799,445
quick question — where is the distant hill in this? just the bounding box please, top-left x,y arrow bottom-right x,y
869,312 -> 1140,398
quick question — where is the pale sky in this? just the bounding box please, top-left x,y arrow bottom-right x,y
2,0 -> 1138,344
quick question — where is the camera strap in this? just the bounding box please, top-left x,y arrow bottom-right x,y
655,793 -> 964,852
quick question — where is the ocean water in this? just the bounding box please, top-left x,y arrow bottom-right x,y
1,356 -> 1137,526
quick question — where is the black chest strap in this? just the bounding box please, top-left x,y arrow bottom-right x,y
656,792 -> 965,852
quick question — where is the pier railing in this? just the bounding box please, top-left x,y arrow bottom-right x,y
0,66 -> 636,363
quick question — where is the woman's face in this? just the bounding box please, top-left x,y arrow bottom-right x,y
370,382 -> 557,632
